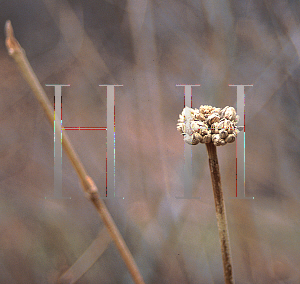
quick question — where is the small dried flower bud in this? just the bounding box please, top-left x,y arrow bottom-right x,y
218,119 -> 230,130
219,106 -> 228,119
199,126 -> 209,136
182,107 -> 194,135
227,128 -> 233,134
178,114 -> 184,123
198,113 -> 206,121
226,107 -> 236,121
219,129 -> 228,139
220,106 -> 237,121
177,122 -> 185,133
191,121 -> 205,132
212,107 -> 221,114
202,133 -> 212,143
225,134 -> 236,143
193,109 -> 201,120
212,134 -> 222,146
210,122 -> 219,134
206,113 -> 220,126
192,133 -> 202,145
184,133 -> 202,145
200,105 -> 213,114
183,134 -> 193,145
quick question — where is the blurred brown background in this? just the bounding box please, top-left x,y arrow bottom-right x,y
0,0 -> 299,283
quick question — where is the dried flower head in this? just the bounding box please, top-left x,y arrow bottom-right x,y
177,105 -> 239,146
206,113 -> 220,126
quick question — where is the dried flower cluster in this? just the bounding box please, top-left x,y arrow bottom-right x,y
177,105 -> 239,146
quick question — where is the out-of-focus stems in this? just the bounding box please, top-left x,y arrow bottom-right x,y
5,20 -> 145,284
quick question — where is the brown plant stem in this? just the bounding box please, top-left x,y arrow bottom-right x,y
5,20 -> 145,284
206,142 -> 234,284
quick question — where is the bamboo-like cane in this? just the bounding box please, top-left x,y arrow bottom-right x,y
5,20 -> 145,284
206,142 -> 234,284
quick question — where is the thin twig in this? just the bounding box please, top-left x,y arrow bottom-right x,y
5,20 -> 145,284
206,142 -> 234,284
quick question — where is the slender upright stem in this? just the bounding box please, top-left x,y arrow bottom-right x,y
206,142 -> 234,284
5,20 -> 145,284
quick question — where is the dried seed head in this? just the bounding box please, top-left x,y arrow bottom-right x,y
177,104 -> 239,146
